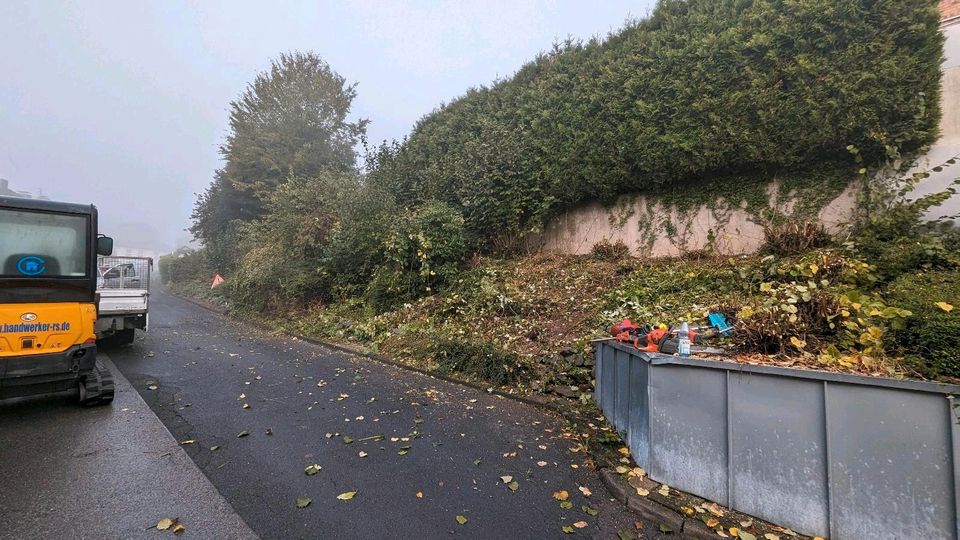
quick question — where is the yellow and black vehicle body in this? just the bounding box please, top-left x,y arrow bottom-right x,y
0,196 -> 115,405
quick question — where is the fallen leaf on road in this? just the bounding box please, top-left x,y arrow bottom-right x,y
296,498 -> 311,508
706,502 -> 725,517
304,464 -> 321,476
739,518 -> 753,528
147,352 -> 155,358
729,527 -> 740,537
172,524 -> 185,535
681,506 -> 695,517
764,534 -> 780,540
659,523 -> 673,533
738,532 -> 757,540
237,430 -> 249,438
416,491 -> 423,498
559,501 -> 573,510
617,530 -> 637,540
210,446 -> 220,451
579,486 -> 592,497
657,484 -> 670,497
553,490 -> 569,501
148,385 -> 158,391
179,439 -> 196,445
242,403 -> 250,409
615,466 -> 629,474
618,447 -> 630,456
561,525 -> 574,534
337,491 -> 357,500
238,393 -> 245,399
537,461 -> 547,467
500,475 -> 513,484
706,518 -> 719,527
628,467 -> 646,478
507,481 -> 519,492
582,505 -> 598,516
455,515 -> 468,525
156,518 -> 174,530
342,436 -> 353,444
635,487 -> 649,496
358,451 -> 368,458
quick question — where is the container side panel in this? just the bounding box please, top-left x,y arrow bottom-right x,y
649,364 -> 728,505
600,345 -> 616,419
627,355 -> 650,469
729,373 -> 829,537
615,348 -> 632,434
828,384 -> 955,539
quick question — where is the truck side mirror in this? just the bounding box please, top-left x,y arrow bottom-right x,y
97,235 -> 114,256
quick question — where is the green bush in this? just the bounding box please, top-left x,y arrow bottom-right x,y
885,271 -> 960,380
366,201 -> 467,311
430,338 -> 529,386
228,172 -> 351,309
369,0 -> 943,249
158,248 -> 211,286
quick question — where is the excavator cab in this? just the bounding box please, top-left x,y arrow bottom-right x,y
0,196 -> 115,405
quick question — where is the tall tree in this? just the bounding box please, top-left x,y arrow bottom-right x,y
191,51 -> 367,269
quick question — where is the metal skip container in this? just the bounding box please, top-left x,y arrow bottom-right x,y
594,340 -> 960,539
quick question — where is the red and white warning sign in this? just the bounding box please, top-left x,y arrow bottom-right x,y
211,273 -> 225,289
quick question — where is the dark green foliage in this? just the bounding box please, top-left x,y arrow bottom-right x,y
368,0 -> 943,249
366,201 -> 467,311
885,271 -> 960,380
158,248 -> 211,286
431,338 -> 529,386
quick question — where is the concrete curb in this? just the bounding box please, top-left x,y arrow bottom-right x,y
599,469 -> 717,539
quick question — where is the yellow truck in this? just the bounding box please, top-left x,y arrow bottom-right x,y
0,196 -> 115,405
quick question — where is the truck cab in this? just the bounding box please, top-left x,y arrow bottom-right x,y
0,196 -> 115,405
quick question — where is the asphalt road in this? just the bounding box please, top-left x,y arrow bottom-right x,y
0,356 -> 255,540
109,290 -> 660,539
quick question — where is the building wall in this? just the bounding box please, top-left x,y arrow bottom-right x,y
943,0 -> 960,21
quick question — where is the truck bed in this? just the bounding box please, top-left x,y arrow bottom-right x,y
98,289 -> 149,314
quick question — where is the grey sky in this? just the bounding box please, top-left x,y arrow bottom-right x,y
1,0 -> 654,252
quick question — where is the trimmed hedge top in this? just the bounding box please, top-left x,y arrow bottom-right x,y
367,0 -> 944,247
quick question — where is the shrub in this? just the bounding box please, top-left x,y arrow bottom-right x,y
430,338 -> 529,386
228,172 -> 351,309
366,201 -> 467,311
590,240 -> 631,260
761,221 -> 832,257
158,248 -> 211,286
885,271 -> 960,380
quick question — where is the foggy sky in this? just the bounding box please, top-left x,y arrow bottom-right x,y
0,0 -> 653,253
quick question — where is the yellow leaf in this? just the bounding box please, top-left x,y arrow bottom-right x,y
809,263 -> 819,274
615,466 -> 630,474
764,534 -> 780,540
618,447 -> 630,456
680,506 -> 695,517
813,537 -> 825,540
500,475 -> 513,484
172,524 -> 186,535
553,490 -> 569,501
635,487 -> 649,496
455,515 -> 468,525
416,491 -> 423,498
336,491 -> 357,500
156,518 -> 174,531
729,528 -> 739,537
936,302 -> 954,312
789,336 -> 805,350
706,518 -> 719,527
579,486 -> 592,497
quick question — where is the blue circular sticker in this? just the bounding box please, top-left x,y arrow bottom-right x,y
17,256 -> 46,276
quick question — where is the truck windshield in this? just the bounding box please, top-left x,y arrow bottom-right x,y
0,208 -> 89,278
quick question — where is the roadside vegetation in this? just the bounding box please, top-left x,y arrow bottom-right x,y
161,0 -> 959,398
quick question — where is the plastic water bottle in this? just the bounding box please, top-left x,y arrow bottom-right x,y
678,321 -> 691,357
